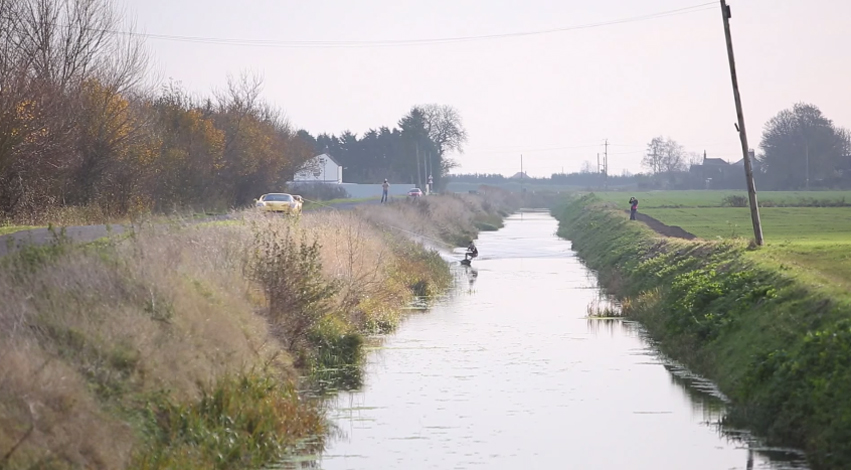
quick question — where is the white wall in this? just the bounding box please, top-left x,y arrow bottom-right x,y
287,182 -> 416,199
293,154 -> 342,183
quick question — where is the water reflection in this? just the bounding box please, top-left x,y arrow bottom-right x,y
463,265 -> 478,289
312,212 -> 809,470
587,318 -> 809,469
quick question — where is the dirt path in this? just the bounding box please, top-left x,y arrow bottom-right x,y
629,211 -> 697,240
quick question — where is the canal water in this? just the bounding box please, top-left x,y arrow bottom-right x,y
317,212 -> 808,469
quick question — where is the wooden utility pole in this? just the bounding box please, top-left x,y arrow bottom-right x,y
415,142 -> 422,188
720,0 -> 764,245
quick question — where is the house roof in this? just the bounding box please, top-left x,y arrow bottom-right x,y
703,157 -> 729,166
313,153 -> 340,166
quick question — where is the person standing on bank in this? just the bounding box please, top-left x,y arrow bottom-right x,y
629,197 -> 639,220
381,179 -> 389,203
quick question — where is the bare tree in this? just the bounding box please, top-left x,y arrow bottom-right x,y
417,103 -> 468,159
687,152 -> 704,168
642,136 -> 686,174
0,0 -> 149,216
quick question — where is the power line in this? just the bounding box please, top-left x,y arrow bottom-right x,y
470,143 -> 606,154
69,3 -> 716,49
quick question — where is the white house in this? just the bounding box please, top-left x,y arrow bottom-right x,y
293,154 -> 343,183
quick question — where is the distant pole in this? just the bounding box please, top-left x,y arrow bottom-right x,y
720,0 -> 764,246
426,152 -> 431,194
416,142 -> 421,188
423,154 -> 429,194
604,139 -> 609,189
806,143 -> 810,191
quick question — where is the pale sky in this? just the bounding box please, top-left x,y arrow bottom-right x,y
118,0 -> 851,177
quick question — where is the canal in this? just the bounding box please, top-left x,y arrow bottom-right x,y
317,212 -> 808,469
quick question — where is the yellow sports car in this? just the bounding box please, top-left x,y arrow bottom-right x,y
255,193 -> 303,214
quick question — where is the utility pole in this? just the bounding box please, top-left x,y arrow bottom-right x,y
415,142 -> 421,188
423,153 -> 431,194
806,143 -> 810,191
426,152 -> 431,194
720,0 -> 764,246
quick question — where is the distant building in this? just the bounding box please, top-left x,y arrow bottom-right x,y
293,153 -> 343,183
703,157 -> 730,166
689,152 -> 738,189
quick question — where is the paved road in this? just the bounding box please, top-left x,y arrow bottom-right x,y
0,198 -> 395,258
0,224 -> 128,258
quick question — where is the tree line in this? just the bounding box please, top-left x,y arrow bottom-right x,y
297,104 -> 467,191
638,103 -> 851,190
1,0 -> 320,218
0,0 -> 467,220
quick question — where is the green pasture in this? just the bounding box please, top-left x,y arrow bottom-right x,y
643,207 -> 851,243
642,206 -> 851,289
591,190 -> 851,208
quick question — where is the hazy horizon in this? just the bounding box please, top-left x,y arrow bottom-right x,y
119,0 -> 851,178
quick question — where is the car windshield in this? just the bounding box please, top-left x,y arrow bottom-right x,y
263,194 -> 293,202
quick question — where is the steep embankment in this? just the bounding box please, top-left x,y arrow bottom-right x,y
0,191 -> 515,470
555,195 -> 851,470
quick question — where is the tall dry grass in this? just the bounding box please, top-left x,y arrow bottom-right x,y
354,191 -> 516,248
0,222 -> 294,469
0,191 -> 507,468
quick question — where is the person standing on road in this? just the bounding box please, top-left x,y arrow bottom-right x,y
629,197 -> 639,220
381,179 -> 389,203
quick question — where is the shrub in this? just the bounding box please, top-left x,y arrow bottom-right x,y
721,195 -> 748,207
248,222 -> 338,353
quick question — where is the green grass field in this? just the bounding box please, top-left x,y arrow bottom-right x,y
644,206 -> 851,291
590,190 -> 851,291
643,207 -> 851,242
591,190 -> 851,208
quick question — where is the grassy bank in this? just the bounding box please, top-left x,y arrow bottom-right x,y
555,195 -> 851,470
0,192 -> 513,469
